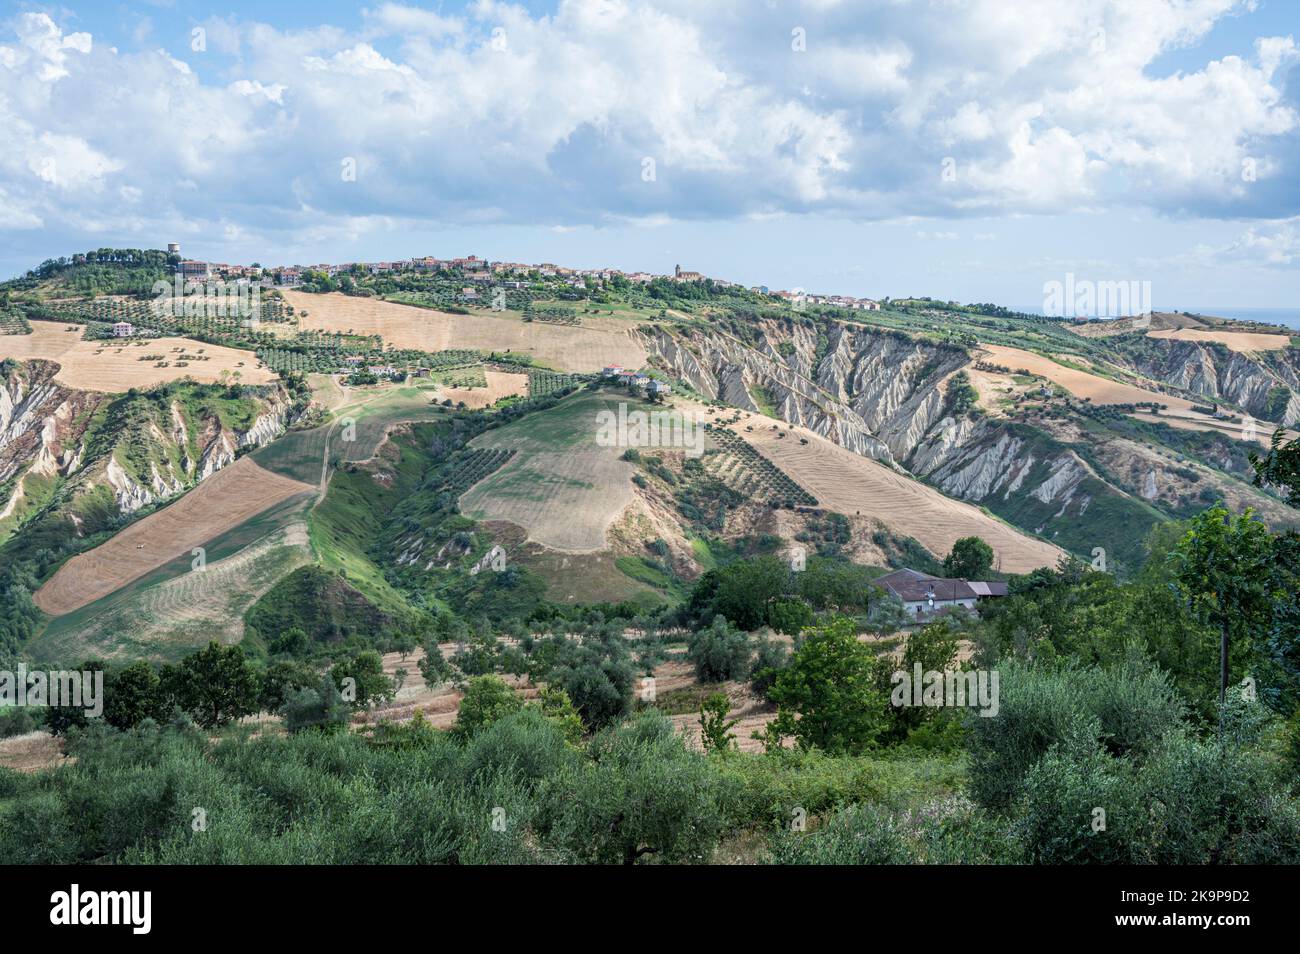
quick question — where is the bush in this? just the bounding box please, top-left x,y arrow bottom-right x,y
914,795 -> 1021,864
687,615 -> 751,682
281,676 -> 350,734
453,675 -> 523,741
966,655 -> 1184,812
1133,697 -> 1299,864
767,803 -> 913,864
0,706 -> 40,738
463,708 -> 574,790
540,712 -> 724,864
1017,721 -> 1145,864
748,633 -> 789,700
544,630 -> 636,729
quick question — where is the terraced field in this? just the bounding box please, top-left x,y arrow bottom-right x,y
253,384 -> 449,484
1146,327 -> 1292,352
703,428 -> 818,505
980,343 -> 1282,444
459,391 -> 636,551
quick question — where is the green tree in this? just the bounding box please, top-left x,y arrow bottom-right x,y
281,675 -> 350,734
1168,507 -> 1274,708
709,555 -> 791,630
1251,428 -> 1300,506
45,660 -> 104,736
545,629 -> 636,729
535,685 -> 585,746
417,639 -> 456,687
764,616 -> 885,754
160,642 -> 259,729
104,661 -> 162,730
942,536 -> 994,579
749,633 -> 789,700
452,675 -> 522,741
329,650 -> 395,709
768,598 -> 813,636
699,692 -> 739,753
796,557 -> 875,612
257,659 -> 319,713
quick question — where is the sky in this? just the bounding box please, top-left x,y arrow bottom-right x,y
1,0 -> 1298,314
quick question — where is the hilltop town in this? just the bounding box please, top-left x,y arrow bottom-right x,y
149,245 -> 884,312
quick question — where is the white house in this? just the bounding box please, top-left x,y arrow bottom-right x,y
111,322 -> 135,337
875,568 -> 1007,618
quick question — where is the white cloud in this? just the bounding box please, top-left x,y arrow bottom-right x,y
0,2 -> 1296,261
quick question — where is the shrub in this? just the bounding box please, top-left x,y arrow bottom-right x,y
966,655 -> 1184,812
767,803 -> 913,864
463,708 -> 573,790
453,675 -> 523,741
687,615 -> 751,682
540,712 -> 724,864
1017,721 -> 1145,864
544,630 -> 636,729
699,693 -> 738,753
281,676 -> 350,734
913,795 -> 1021,864
748,633 -> 789,700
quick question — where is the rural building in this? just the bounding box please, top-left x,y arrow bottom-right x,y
647,380 -> 672,395
601,366 -> 624,377
178,260 -> 210,281
875,568 -> 1007,618
111,321 -> 135,337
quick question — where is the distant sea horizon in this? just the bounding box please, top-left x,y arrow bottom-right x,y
1008,305 -> 1300,331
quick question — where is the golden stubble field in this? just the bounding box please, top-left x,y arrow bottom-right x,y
283,291 -> 647,373
0,322 -> 273,391
1145,327 -> 1292,353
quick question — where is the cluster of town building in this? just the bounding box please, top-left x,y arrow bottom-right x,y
163,243 -> 880,310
